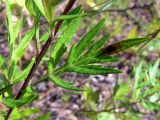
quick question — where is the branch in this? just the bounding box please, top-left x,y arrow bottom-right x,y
90,2 -> 154,13
5,0 -> 76,119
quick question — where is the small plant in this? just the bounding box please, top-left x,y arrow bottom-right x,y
81,59 -> 160,120
0,0 -> 154,119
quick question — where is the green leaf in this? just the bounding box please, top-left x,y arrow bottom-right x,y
33,0 -> 45,17
51,13 -> 89,28
50,76 -> 82,91
8,60 -> 15,80
48,44 -> 67,73
0,55 -> 8,79
3,92 -> 38,108
76,56 -> 119,65
86,35 -> 110,57
48,12 -> 82,72
67,44 -> 76,64
142,100 -> 160,111
13,19 -> 22,44
51,0 -> 63,7
25,0 -> 37,17
35,112 -> 51,120
149,59 -> 160,86
3,99 -> 27,108
67,65 -> 121,75
40,28 -> 51,43
13,59 -> 35,84
97,112 -> 116,120
15,27 -> 35,62
132,62 -> 143,101
75,19 -> 105,57
100,38 -> 149,55
42,0 -> 54,23
114,82 -> 130,101
0,84 -> 13,95
60,6 -> 82,31
11,108 -> 40,120
25,0 -> 42,20
5,0 -> 14,47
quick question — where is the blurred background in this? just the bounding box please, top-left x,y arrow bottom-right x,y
0,0 -> 160,120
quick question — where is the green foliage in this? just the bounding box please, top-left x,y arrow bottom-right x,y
15,27 -> 35,62
0,1 -> 156,119
35,112 -> 51,120
83,87 -> 100,110
5,0 -> 14,47
50,76 -> 82,91
132,59 -> 160,111
3,90 -> 38,108
10,108 -> 40,120
75,19 -> 105,57
84,59 -> 160,120
40,28 -> 51,43
42,0 -> 54,23
48,7 -> 82,73
13,19 -> 22,43
13,59 -> 34,84
0,84 -> 13,95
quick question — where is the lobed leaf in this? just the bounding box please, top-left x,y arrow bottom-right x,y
86,35 -> 110,57
75,19 -> 105,57
48,11 -> 82,72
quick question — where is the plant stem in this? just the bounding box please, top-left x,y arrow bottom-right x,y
5,0 -> 76,119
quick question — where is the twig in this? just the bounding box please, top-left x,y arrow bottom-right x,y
95,2 -> 154,13
5,0 -> 77,119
